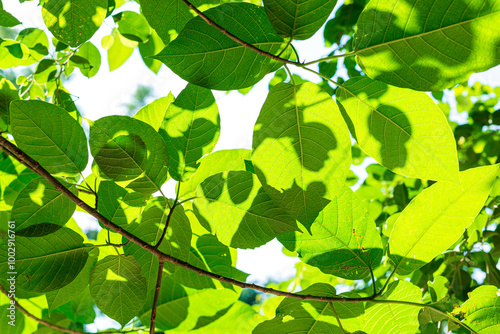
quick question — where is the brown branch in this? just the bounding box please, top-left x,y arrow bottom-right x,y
0,138 -> 476,333
150,260 -> 165,334
0,285 -> 85,334
179,0 -> 295,65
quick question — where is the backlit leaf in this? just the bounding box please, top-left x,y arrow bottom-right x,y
10,100 -> 88,177
134,94 -> 175,131
253,82 -> 351,226
353,0 -> 500,91
337,76 -> 459,182
389,164 -> 500,275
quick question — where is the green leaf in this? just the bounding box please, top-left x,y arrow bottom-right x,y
138,29 -> 164,74
263,0 -> 338,40
11,178 -> 77,234
70,42 -> 101,78
107,30 -> 135,71
193,170 -> 298,249
452,285 -> 500,334
42,0 -> 108,47
16,28 -> 50,66
0,8 -> 21,27
159,83 -> 220,181
10,100 -> 89,177
89,255 -> 147,327
97,181 -> 150,227
134,94 -> 175,131
252,82 -> 351,226
254,283 -> 364,334
0,77 -> 19,131
179,149 -> 252,200
46,248 -> 98,313
279,185 -> 383,280
336,76 -> 459,182
53,287 -> 96,324
363,280 -> 422,333
389,164 -> 500,275
139,275 -> 239,331
0,155 -> 38,211
0,39 -> 30,69
0,303 -> 25,334
353,0 -> 500,91
0,227 -> 89,292
154,3 -> 285,90
124,197 -> 191,308
115,11 -> 151,43
89,115 -> 170,194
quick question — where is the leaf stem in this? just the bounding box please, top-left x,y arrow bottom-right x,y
301,51 -> 355,66
329,301 -> 346,334
150,260 -> 165,334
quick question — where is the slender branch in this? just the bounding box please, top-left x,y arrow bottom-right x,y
154,202 -> 177,249
329,301 -> 346,334
0,285 -> 85,334
179,0 -> 295,65
150,260 -> 165,334
0,138 -> 476,333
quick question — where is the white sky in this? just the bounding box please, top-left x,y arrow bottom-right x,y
4,0 -> 500,287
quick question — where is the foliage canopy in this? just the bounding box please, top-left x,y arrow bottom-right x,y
0,0 -> 500,333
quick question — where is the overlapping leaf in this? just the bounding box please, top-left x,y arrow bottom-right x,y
0,227 -> 89,292
452,285 -> 500,333
363,280 -> 422,333
89,255 -> 147,327
134,94 -> 175,131
42,0 -> 107,47
263,0 -> 338,40
10,100 -> 88,177
254,283 -> 364,334
279,185 -> 383,280
89,115 -> 169,194
390,164 -> 500,275
337,76 -> 459,182
353,0 -> 500,91
154,3 -> 285,90
159,84 -> 220,181
253,82 -> 351,226
11,178 -> 76,234
193,170 -> 298,249
0,155 -> 37,211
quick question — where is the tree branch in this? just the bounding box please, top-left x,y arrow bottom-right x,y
150,260 -> 164,334
179,0 -> 295,65
0,285 -> 85,334
0,138 -> 475,333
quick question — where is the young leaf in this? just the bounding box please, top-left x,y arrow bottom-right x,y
0,77 -> 19,130
252,82 -> 351,226
115,11 -> 151,43
254,283 -> 364,334
336,76 -> 459,182
138,30 -> 165,74
70,42 -> 101,78
363,280 -> 422,333
107,30 -> 135,71
42,0 -> 108,47
389,164 -> 500,275
263,0 -> 338,40
154,3 -> 285,90
10,100 -> 89,177
11,178 -> 77,234
193,170 -> 299,249
159,83 -> 220,181
353,0 -> 500,91
452,285 -> 500,333
134,94 -> 175,131
0,227 -> 89,292
89,115 -> 170,194
89,255 -> 147,327
16,28 -> 49,65
279,185 -> 383,280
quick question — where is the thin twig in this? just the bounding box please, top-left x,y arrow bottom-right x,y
150,260 -> 165,334
0,285 -> 85,334
302,51 -> 356,66
179,0 -> 295,65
